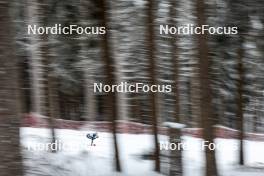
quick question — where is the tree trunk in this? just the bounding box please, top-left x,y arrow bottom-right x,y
84,70 -> 96,120
169,0 -> 183,175
196,0 -> 218,175
170,0 -> 180,124
46,76 -> 58,150
79,0 -> 97,121
253,99 -> 258,133
38,0 -> 57,151
190,67 -> 201,128
99,0 -> 121,172
237,40 -> 245,165
0,1 -> 24,175
27,0 -> 46,115
146,0 -> 160,172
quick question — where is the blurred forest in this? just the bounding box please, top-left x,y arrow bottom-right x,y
0,0 -> 264,176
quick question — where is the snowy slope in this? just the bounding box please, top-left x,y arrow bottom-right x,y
20,128 -> 264,176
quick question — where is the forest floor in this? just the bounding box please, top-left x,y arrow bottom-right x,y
21,127 -> 264,176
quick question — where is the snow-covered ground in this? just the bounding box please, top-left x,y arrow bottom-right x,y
20,127 -> 264,176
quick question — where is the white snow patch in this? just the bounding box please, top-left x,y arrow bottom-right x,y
163,122 -> 186,129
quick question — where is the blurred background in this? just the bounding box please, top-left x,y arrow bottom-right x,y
0,0 -> 264,176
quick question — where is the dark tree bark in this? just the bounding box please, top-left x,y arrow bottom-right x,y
99,0 -> 121,172
196,0 -> 218,175
146,0 -> 160,172
0,1 -> 24,175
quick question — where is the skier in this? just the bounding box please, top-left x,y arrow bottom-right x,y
86,132 -> 99,146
